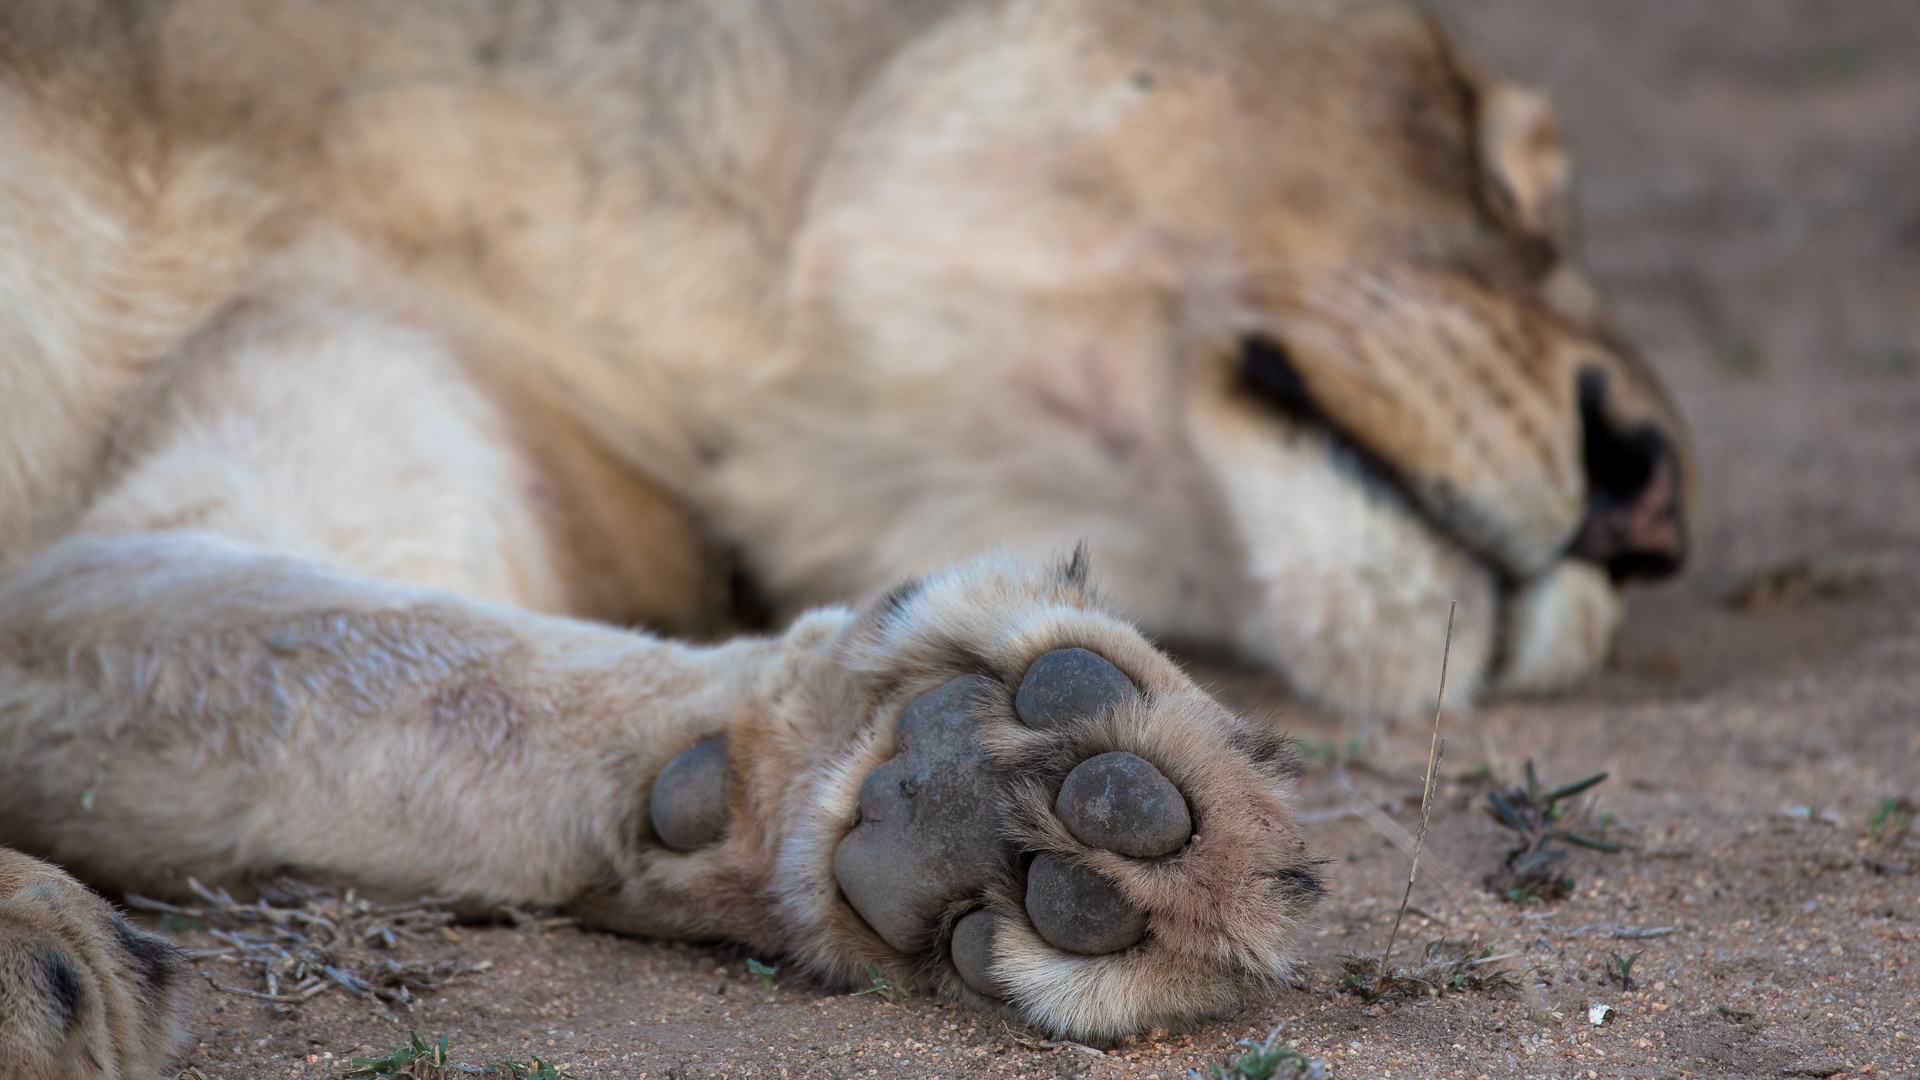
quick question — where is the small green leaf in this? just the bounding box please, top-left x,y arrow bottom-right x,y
1548,830 -> 1622,853
850,963 -> 904,1003
1192,1023 -> 1327,1079
1486,791 -> 1527,833
747,958 -> 779,1000
1542,772 -> 1609,805
1512,847 -> 1567,876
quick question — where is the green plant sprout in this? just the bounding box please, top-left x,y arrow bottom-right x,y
1605,950 -> 1644,992
747,958 -> 779,1001
1866,797 -> 1913,846
344,1031 -> 574,1080
1484,760 -> 1619,903
850,963 -> 906,1004
1339,942 -> 1516,1001
1187,1025 -> 1327,1080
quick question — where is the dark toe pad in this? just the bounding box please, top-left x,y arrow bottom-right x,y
950,908 -> 1003,998
1014,648 -> 1136,729
651,738 -> 731,851
833,675 -> 1004,954
1025,853 -> 1147,955
1055,752 -> 1190,857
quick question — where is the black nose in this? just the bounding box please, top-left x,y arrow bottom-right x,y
1569,369 -> 1685,579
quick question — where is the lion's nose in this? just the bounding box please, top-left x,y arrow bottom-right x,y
1568,369 -> 1686,579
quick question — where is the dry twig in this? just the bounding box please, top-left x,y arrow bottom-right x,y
1339,944 -> 1518,1001
1373,602 -> 1453,994
129,877 -> 483,1009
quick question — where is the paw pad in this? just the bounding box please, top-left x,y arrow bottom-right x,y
651,738 -> 731,851
1055,751 -> 1190,858
949,908 -> 1002,996
1025,853 -> 1148,955
832,675 -> 1003,953
812,578 -> 1319,1039
1014,647 -> 1134,728
836,646 -> 1214,1002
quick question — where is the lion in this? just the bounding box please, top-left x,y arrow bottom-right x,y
0,0 -> 1690,1064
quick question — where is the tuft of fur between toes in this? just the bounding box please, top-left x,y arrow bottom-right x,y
766,556 -> 1323,1040
0,847 -> 189,1080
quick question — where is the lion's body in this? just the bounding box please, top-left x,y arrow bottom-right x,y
0,0 -> 1689,1065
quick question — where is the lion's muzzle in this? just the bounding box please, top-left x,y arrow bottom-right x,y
1569,369 -> 1687,580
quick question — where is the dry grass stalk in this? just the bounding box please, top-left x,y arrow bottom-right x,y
129,877 -> 483,1009
1338,944 -> 1519,1001
1373,602 -> 1454,994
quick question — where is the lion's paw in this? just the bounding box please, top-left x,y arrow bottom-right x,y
0,847 -> 188,1077
796,570 -> 1325,1040
836,652 -> 1192,973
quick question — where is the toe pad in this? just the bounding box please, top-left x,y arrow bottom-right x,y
950,909 -> 1003,998
651,738 -> 731,851
1056,752 -> 1190,857
1015,648 -> 1135,729
1025,853 -> 1147,955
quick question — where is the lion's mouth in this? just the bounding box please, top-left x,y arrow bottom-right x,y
1234,330 -> 1501,568
1235,333 -> 1687,583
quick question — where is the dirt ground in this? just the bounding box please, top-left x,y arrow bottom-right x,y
155,2 -> 1920,1078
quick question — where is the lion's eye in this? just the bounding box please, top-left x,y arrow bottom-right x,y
1238,334 -> 1318,422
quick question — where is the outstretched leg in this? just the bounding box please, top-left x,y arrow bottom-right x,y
1,297 -> 1319,1039
0,535 -> 1318,1038
0,530 -> 803,944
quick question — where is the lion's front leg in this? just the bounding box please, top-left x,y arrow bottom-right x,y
0,535 -> 1320,1039
0,531 -> 809,940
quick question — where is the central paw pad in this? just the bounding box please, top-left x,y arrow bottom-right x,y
834,648 -> 1211,1002
830,675 -> 1005,953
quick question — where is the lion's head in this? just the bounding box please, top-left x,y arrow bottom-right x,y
714,0 -> 1689,719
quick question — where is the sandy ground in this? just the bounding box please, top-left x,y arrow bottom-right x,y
157,2 -> 1920,1078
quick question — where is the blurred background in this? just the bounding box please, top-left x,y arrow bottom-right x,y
1426,0 -> 1920,697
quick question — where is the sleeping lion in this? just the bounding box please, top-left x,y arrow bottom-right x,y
0,0 -> 1690,1070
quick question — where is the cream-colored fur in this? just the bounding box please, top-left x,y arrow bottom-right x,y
0,0 -> 1691,1057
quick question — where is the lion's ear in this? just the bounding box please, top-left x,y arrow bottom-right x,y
1474,78 -> 1572,251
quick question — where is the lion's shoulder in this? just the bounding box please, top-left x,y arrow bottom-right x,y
0,847 -> 187,1079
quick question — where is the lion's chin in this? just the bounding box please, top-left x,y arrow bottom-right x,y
1490,561 -> 1624,698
